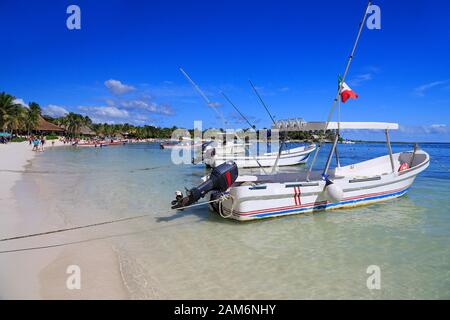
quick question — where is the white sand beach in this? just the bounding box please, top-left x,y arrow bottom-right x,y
0,140 -> 66,234
0,141 -> 129,299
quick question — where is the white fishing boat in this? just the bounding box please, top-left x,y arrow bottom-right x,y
171,122 -> 429,221
202,142 -> 316,168
160,139 -> 202,150
207,121 -> 429,220
205,140 -> 247,154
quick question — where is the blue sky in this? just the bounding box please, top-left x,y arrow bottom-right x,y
0,0 -> 449,141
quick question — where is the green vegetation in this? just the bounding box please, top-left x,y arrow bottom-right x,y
10,137 -> 27,142
44,134 -> 59,140
1,91 -> 333,141
0,91 -> 178,139
286,130 -> 334,142
0,92 -> 42,135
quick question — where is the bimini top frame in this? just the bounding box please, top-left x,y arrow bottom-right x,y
271,119 -> 399,180
273,120 -> 399,131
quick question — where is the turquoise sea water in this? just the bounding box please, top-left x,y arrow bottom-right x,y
14,142 -> 450,298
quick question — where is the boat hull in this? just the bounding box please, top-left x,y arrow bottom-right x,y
212,150 -> 429,221
160,143 -> 202,149
205,144 -> 316,168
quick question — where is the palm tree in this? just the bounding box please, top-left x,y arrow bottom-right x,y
0,92 -> 22,132
65,112 -> 85,137
8,105 -> 27,134
92,123 -> 103,137
25,102 -> 42,135
83,115 -> 93,127
55,116 -> 68,130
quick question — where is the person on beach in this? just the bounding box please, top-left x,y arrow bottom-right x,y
40,136 -> 45,151
32,138 -> 39,151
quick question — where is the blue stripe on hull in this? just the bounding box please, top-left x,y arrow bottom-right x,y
247,187 -> 409,219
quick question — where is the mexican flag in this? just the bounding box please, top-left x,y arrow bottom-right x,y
338,75 -> 358,103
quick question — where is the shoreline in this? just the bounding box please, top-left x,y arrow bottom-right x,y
0,141 -> 129,299
0,141 -> 54,298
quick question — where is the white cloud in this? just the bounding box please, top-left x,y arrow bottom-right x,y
104,79 -> 135,95
159,104 -> 174,115
121,99 -> 156,110
119,99 -> 174,115
43,105 -> 69,117
429,124 -> 449,134
79,106 -> 129,118
414,80 -> 448,96
399,124 -> 449,135
13,98 -> 28,107
348,73 -> 373,86
207,101 -> 222,108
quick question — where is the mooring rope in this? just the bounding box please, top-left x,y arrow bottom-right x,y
0,197 -> 226,244
0,218 -> 203,254
0,215 -> 149,243
218,194 -> 235,219
0,165 -> 171,175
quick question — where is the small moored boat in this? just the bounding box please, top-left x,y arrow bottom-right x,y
209,121 -> 430,220
171,121 -> 430,221
160,140 -> 202,150
201,142 -> 316,168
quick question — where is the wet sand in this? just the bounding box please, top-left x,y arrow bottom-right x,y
0,141 -> 129,299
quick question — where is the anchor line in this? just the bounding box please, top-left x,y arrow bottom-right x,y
0,197 -> 226,245
0,218 -> 202,254
0,215 -> 149,243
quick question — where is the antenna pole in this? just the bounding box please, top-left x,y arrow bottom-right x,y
307,1 -> 372,180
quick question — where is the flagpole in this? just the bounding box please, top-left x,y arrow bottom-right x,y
337,93 -> 341,132
336,98 -> 341,168
306,0 -> 372,181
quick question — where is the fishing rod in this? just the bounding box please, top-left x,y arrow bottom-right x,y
179,68 -> 267,173
306,0 -> 372,181
179,67 -> 228,127
249,80 -> 287,173
219,92 -> 267,172
249,80 -> 276,125
221,92 -> 256,130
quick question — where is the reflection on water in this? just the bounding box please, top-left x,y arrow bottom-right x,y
22,142 -> 450,299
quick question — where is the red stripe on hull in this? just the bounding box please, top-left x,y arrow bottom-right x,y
233,186 -> 408,216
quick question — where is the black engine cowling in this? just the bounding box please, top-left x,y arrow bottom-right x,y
171,161 -> 238,210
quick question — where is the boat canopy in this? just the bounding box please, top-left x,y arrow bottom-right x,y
273,121 -> 399,131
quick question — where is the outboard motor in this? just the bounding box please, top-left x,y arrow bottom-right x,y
171,161 -> 238,210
